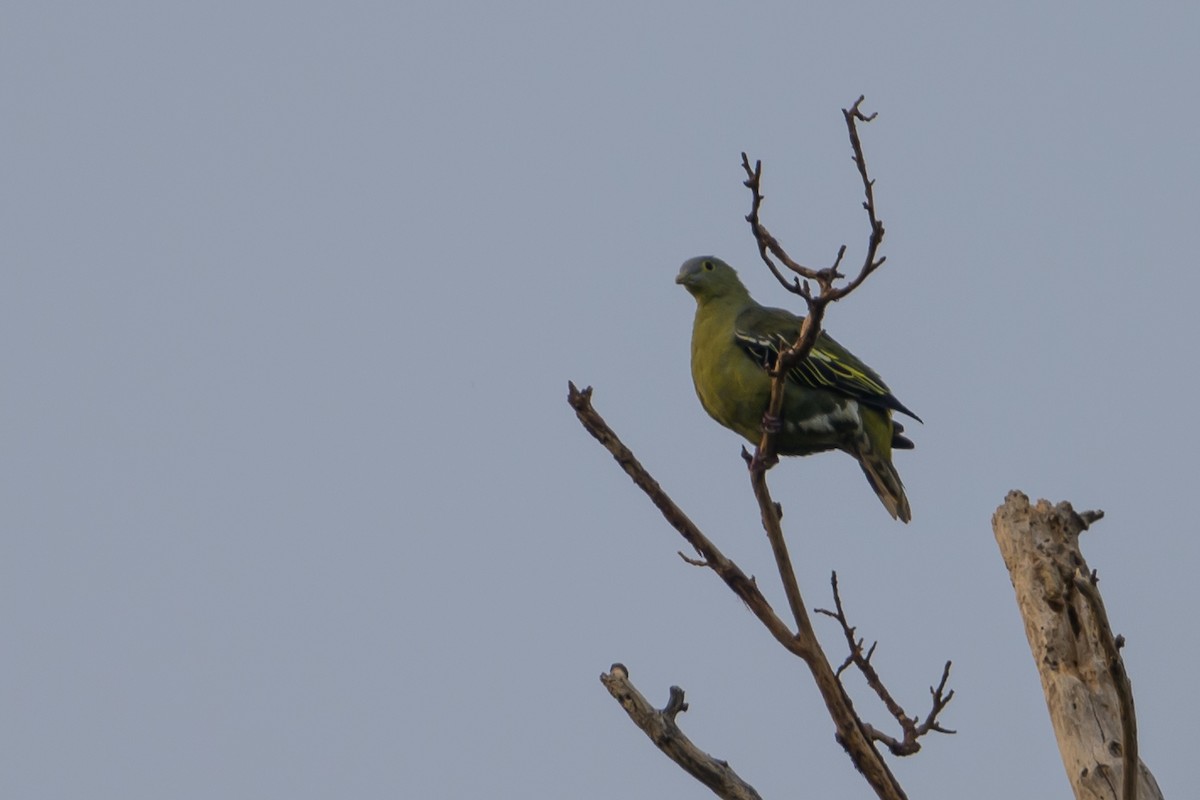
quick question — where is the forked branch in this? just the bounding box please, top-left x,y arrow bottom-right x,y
741,95 -> 885,309
570,99 -> 945,800
742,95 -> 888,475
738,101 -> 894,676
816,572 -> 955,756
569,383 -> 912,800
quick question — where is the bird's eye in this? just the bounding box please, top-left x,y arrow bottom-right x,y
703,261 -> 714,271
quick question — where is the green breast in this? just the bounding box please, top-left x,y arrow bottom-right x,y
690,303 -> 864,454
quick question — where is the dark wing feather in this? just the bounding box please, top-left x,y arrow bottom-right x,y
733,304 -> 922,422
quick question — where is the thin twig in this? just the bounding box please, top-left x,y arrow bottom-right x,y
740,153 -> 825,295
740,95 -> 887,313
816,573 -> 955,756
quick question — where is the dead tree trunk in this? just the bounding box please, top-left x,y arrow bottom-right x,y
993,491 -> 1163,800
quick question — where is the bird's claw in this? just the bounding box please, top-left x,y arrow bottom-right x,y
749,450 -> 779,472
761,412 -> 782,435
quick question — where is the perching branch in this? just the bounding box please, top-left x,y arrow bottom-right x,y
737,100 -> 894,677
600,664 -> 763,800
568,383 -> 917,800
570,99 -> 945,800
741,95 -> 888,476
993,491 -> 1163,800
816,572 -> 955,756
735,98 -> 942,797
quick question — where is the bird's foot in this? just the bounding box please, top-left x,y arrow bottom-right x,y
749,450 -> 779,473
741,446 -> 779,472
761,412 -> 782,435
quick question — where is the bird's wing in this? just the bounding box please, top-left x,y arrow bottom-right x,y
733,304 -> 922,422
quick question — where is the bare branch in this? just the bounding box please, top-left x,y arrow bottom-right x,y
735,97 -> 916,797
741,97 -> 889,478
824,96 -> 887,302
570,98 -> 934,800
816,572 -> 956,756
600,664 -> 763,800
568,382 -> 909,800
740,152 -> 825,294
567,382 -> 803,654
740,95 -> 886,324
921,663 -> 957,737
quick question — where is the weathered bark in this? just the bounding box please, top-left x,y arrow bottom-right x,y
993,491 -> 1163,800
599,665 -> 763,800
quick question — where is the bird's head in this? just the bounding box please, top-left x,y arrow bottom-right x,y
675,256 -> 749,302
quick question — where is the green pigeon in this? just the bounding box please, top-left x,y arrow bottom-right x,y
676,256 -> 919,522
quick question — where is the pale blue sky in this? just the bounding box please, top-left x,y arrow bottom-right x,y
3,2 -> 1197,797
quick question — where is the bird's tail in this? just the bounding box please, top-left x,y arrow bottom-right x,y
855,409 -> 911,523
856,451 -> 911,523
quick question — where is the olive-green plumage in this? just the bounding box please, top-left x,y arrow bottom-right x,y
677,256 -> 919,522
